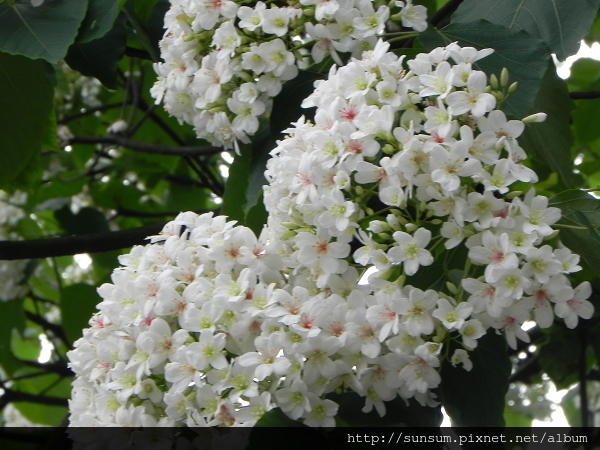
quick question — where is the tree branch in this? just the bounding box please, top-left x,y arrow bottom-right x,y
68,135 -> 223,157
570,90 -> 600,100
24,311 -> 70,348
0,388 -> 69,408
59,103 -> 123,124
0,223 -> 165,261
428,0 -> 464,27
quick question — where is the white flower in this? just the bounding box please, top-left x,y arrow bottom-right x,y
555,281 -> 594,329
388,228 -> 433,276
432,298 -> 473,330
397,0 -> 428,32
446,71 -> 496,117
451,349 -> 473,371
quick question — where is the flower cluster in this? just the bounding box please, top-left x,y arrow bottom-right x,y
0,190 -> 28,302
69,41 -> 594,429
151,0 -> 427,150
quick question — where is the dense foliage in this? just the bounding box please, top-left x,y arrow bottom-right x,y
2,0 -> 600,442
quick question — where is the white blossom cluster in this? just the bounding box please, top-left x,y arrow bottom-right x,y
150,0 -> 427,150
0,190 -> 28,302
262,40 -> 593,405
69,42 -> 594,429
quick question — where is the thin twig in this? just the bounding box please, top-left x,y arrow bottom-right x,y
68,135 -> 223,157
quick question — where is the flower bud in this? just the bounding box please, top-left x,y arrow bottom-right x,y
490,73 -> 499,90
446,281 -> 459,295
544,229 -> 560,240
504,190 -> 522,200
508,81 -> 518,94
522,112 -> 547,124
280,230 -> 297,240
500,67 -> 509,88
396,274 -> 406,288
382,143 -> 396,155
405,223 -> 418,232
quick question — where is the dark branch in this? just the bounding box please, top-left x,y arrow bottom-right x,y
428,0 -> 464,27
570,90 -> 600,100
68,135 -> 223,157
59,103 -> 123,124
24,311 -> 70,348
115,207 -> 213,218
0,388 -> 69,407
124,46 -> 154,61
0,223 -> 165,261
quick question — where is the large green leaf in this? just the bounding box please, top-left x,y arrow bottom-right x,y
271,70 -> 323,135
131,0 -> 161,24
65,13 -> 127,89
569,59 -> 600,147
420,20 -> 550,117
0,299 -> 25,376
54,206 -> 109,236
0,52 -> 53,188
519,61 -> 581,188
0,0 -> 88,63
538,329 -> 580,389
327,391 -> 442,427
77,0 -> 123,43
440,330 -> 511,427
549,190 -> 600,274
452,0 -> 600,60
60,283 -> 101,345
13,371 -> 70,426
222,149 -> 251,225
249,408 -> 329,450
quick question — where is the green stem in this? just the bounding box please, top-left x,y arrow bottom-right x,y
386,33 -> 419,44
553,224 -> 588,231
456,259 -> 471,302
357,206 -> 396,225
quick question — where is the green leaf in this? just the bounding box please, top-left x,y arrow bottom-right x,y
569,59 -> 600,147
420,20 -> 550,117
327,391 -> 442,427
519,61 -> 581,188
60,283 -> 101,345
452,0 -> 600,60
0,0 -> 88,63
249,408 -> 326,450
11,329 -> 41,361
254,407 -> 307,427
77,0 -> 123,43
222,149 -> 251,224
13,402 -> 68,427
549,190 -> 600,274
123,1 -> 160,62
567,58 -> 600,92
560,386 -> 581,427
271,70 -> 323,135
65,13 -> 127,89
504,407 -> 533,427
0,52 -> 53,188
0,299 -> 25,376
55,205 -> 109,236
131,0 -> 160,24
538,329 -> 581,389
12,371 -> 70,425
440,330 -> 511,426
